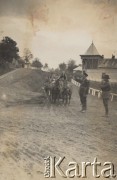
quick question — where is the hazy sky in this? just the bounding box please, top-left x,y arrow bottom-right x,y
0,0 -> 117,67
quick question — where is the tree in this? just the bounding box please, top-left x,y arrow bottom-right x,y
59,62 -> 67,71
32,58 -> 43,68
67,59 -> 77,73
0,36 -> 19,65
18,57 -> 25,68
23,48 -> 33,63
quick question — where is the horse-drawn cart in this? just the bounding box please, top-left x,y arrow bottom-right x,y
44,78 -> 72,105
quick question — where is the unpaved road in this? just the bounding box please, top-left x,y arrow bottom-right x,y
0,84 -> 117,180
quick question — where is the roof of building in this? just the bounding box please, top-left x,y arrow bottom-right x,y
73,64 -> 82,71
41,67 -> 50,72
84,42 -> 100,56
98,58 -> 117,69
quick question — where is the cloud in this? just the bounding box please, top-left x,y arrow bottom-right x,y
0,0 -> 48,28
0,0 -> 43,16
0,0 -> 49,35
0,0 -> 117,67
0,0 -> 116,32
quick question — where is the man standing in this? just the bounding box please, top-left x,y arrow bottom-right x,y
100,74 -> 111,117
76,72 -> 90,113
59,71 -> 67,80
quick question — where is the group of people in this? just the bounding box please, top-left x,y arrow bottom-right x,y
44,71 -> 67,91
44,71 -> 111,116
76,71 -> 111,117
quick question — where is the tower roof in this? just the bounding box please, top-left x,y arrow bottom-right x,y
85,42 -> 100,55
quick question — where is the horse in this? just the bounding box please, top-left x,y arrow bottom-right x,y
61,86 -> 72,105
55,79 -> 72,105
50,79 -> 60,104
44,78 -> 72,105
44,80 -> 52,101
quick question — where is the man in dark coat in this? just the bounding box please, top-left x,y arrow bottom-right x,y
100,74 -> 111,117
76,72 -> 90,112
59,71 -> 67,80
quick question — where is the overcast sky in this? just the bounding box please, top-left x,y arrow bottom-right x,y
0,0 -> 117,67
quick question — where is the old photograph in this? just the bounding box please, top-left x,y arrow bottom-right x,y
0,0 -> 117,179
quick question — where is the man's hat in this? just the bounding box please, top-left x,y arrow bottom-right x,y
103,74 -> 110,79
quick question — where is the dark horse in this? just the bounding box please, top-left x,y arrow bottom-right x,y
51,79 -> 60,103
61,86 -> 72,104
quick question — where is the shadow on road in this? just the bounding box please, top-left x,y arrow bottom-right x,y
5,95 -> 47,107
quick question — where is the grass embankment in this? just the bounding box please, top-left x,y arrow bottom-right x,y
0,68 -> 49,106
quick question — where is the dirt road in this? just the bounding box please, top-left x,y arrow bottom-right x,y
0,70 -> 117,179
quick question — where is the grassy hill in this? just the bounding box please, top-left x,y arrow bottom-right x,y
0,68 -> 48,105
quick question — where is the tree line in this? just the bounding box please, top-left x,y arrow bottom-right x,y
0,36 -> 78,76
0,36 -> 47,70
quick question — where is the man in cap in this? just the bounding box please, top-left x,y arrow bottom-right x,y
100,74 -> 111,117
59,71 -> 67,80
76,71 -> 90,112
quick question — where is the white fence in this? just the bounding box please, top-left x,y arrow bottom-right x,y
71,79 -> 117,101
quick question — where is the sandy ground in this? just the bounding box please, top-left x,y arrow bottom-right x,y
0,70 -> 117,180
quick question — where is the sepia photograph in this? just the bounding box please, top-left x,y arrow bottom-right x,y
0,0 -> 117,179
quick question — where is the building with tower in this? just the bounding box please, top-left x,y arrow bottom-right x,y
80,42 -> 103,70
79,42 -> 117,82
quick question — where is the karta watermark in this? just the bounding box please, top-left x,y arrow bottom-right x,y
44,156 -> 116,178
